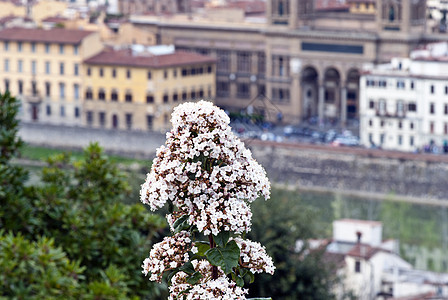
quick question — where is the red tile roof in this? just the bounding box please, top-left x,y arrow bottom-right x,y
0,27 -> 94,44
84,49 -> 216,68
346,243 -> 380,260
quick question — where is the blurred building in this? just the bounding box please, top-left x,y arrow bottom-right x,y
0,0 -> 68,27
82,45 -> 216,131
0,27 -> 103,126
118,0 -> 191,16
130,0 -> 429,125
304,219 -> 448,299
360,42 -> 448,152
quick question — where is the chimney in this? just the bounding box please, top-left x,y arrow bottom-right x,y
356,231 -> 362,244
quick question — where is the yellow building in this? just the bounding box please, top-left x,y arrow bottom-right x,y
0,27 -> 103,125
83,48 -> 216,131
347,0 -> 376,14
0,0 -> 68,25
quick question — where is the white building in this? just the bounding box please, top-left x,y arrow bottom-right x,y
307,219 -> 448,299
360,42 -> 448,152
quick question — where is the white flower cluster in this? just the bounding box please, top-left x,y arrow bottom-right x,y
233,237 -> 276,275
141,231 -> 191,282
169,260 -> 247,300
140,101 -> 270,235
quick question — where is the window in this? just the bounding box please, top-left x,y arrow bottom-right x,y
398,121 -> 402,129
4,59 -> 8,72
182,68 -> 189,77
173,93 -> 178,102
445,86 -> 448,95
199,89 -> 204,98
410,81 -> 414,89
236,83 -> 249,99
17,42 -> 22,52
18,60 -> 23,73
99,68 -> 104,77
380,134 -> 385,145
4,41 -> 8,51
147,71 -> 152,80
410,122 -> 414,130
146,94 -> 154,103
258,52 -> 265,75
398,135 -> 402,145
73,45 -> 78,55
430,103 -> 435,114
173,69 -> 177,77
369,119 -> 373,127
125,113 -> 132,130
430,121 -> 435,134
380,120 -> 385,127
397,80 -> 405,89
237,51 -> 251,74
59,44 -> 64,54
18,80 -> 23,94
31,42 -> 36,53
445,104 -> 448,115
396,100 -> 404,117
98,89 -> 105,100
408,102 -> 417,112
216,50 -> 230,72
164,70 -> 168,79
111,90 -> 118,101
147,115 -> 154,130
378,100 -> 386,115
99,112 -> 106,127
60,105 -> 65,117
45,61 -> 50,74
112,69 -> 116,78
87,111 -> 93,126
45,43 -> 50,53
4,79 -> 9,92
46,105 -> 51,116
125,92 -> 132,102
182,91 -> 187,101
126,69 -> 131,79
45,82 -> 51,97
431,85 -> 435,94
74,64 -> 79,76
74,107 -> 79,118
59,62 -> 64,75
163,94 -> 169,103
410,136 -> 414,146
112,114 -> 118,129
217,81 -> 230,97
207,65 -> 213,73
87,68 -> 91,76
85,88 -> 93,100
369,100 -> 375,109
191,90 -> 196,99
445,123 -> 448,135
59,83 -> 65,99
355,261 -> 361,273
31,60 -> 36,75
191,68 -> 196,76
31,81 -> 37,96
74,84 -> 79,100
208,85 -> 212,98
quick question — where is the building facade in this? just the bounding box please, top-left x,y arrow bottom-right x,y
0,27 -> 103,126
130,0 -> 429,125
360,43 -> 448,152
82,48 -> 216,131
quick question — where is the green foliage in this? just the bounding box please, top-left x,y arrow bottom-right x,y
0,231 -> 84,299
247,188 -> 337,300
205,240 -> 240,274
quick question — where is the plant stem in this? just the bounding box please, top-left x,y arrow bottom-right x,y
208,234 -> 218,279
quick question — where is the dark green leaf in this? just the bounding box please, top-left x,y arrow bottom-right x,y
195,241 -> 210,257
213,231 -> 230,248
231,272 -> 244,287
205,240 -> 240,274
173,214 -> 189,233
186,271 -> 202,285
179,261 -> 195,275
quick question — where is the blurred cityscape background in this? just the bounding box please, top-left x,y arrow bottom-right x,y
3,0 -> 448,298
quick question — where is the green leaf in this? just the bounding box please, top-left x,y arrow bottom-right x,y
173,214 -> 189,233
205,240 -> 240,274
213,231 -> 230,248
244,271 -> 255,284
186,271 -> 202,285
231,272 -> 244,287
195,241 -> 210,256
179,261 -> 195,275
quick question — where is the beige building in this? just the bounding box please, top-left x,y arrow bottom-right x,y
82,48 -> 216,131
0,27 -> 103,125
0,0 -> 68,26
131,0 -> 429,126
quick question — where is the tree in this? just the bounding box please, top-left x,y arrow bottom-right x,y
247,188 -> 338,300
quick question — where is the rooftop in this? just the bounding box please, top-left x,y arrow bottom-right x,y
84,49 -> 216,68
0,27 -> 94,44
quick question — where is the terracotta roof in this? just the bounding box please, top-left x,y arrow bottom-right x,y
42,16 -> 69,23
0,27 -> 94,44
346,243 -> 380,260
84,49 -> 216,68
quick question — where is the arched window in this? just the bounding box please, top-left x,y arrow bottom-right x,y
98,88 -> 105,101
111,89 -> 118,101
112,114 -> 118,129
85,87 -> 93,100
389,5 -> 395,22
